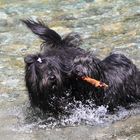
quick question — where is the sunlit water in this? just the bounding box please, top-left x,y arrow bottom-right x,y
0,0 -> 140,139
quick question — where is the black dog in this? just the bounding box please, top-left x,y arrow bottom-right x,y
71,52 -> 140,111
22,19 -> 85,115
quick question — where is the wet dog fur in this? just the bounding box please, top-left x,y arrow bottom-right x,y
71,52 -> 140,112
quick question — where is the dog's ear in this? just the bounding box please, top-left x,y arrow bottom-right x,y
21,19 -> 62,46
88,54 -> 102,78
62,32 -> 83,47
24,55 -> 34,64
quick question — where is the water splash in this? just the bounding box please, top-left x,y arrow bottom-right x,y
11,101 -> 140,132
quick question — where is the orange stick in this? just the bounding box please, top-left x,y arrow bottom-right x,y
82,76 -> 108,89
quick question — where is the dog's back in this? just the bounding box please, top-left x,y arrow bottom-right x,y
101,53 -> 140,109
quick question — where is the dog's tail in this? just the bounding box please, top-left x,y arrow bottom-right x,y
22,19 -> 62,47
22,19 -> 82,48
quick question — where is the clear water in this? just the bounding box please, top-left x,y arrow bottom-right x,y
0,0 -> 140,139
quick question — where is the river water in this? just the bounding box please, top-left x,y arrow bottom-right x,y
0,0 -> 140,139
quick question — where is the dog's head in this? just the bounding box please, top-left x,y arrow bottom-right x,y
24,54 -> 66,93
71,52 -> 101,79
24,53 -> 73,114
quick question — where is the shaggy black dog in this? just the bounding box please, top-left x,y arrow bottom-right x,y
22,19 -> 85,115
71,52 -> 140,111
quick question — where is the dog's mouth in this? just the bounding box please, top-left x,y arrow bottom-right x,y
50,80 -> 59,90
51,83 -> 57,90
72,67 -> 88,79
74,73 -> 87,80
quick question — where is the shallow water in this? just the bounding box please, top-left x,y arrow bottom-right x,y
0,0 -> 140,139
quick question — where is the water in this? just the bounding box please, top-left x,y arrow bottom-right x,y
0,0 -> 140,139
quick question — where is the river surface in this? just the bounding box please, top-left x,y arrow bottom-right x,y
0,0 -> 140,140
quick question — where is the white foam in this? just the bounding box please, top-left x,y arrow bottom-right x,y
10,101 -> 140,131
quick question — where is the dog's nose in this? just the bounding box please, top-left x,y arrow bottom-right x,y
75,67 -> 81,73
75,67 -> 82,73
74,67 -> 84,77
77,72 -> 85,77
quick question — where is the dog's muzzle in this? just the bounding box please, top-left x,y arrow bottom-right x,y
73,66 -> 87,78
48,75 -> 58,90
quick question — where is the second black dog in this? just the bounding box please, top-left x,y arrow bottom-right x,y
71,52 -> 140,111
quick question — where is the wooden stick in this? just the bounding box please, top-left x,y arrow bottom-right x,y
82,76 -> 108,89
